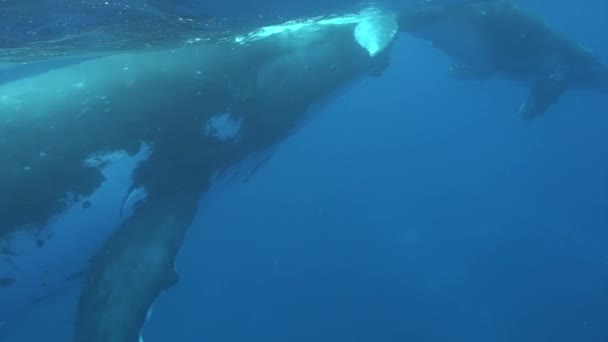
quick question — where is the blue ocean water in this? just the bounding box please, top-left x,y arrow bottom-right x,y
2,1 -> 607,341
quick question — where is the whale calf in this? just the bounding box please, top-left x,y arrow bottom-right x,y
398,0 -> 608,119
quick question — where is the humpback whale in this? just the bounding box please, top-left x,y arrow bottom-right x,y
3,2 -> 603,339
398,0 -> 608,119
0,8 -> 398,340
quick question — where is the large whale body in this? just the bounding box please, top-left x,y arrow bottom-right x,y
398,0 -> 608,119
0,8 -> 397,340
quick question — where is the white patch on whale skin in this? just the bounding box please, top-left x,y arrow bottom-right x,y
204,112 -> 242,141
84,145 -> 150,168
354,14 -> 398,57
0,143 -> 151,336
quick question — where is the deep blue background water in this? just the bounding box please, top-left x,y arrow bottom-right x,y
5,1 -> 608,341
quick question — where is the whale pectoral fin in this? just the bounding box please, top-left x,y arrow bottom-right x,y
518,68 -> 570,120
75,190 -> 199,342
